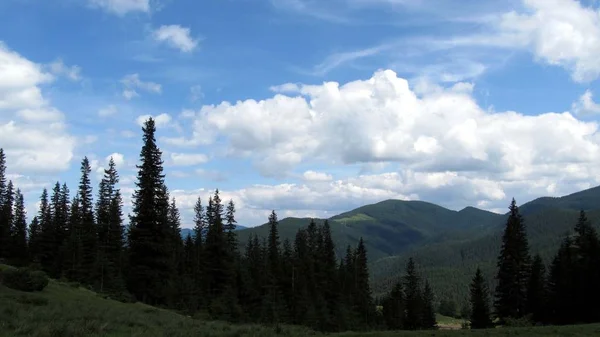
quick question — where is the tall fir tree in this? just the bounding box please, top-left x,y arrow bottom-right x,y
404,257 -> 423,330
128,118 -> 172,305
41,182 -> 62,277
9,189 -> 28,266
382,281 -> 406,330
353,237 -> 374,330
494,198 -> 530,322
192,195 -> 206,308
28,216 -> 41,265
34,188 -> 51,265
0,148 -> 7,257
0,180 -> 14,259
262,210 -> 285,324
547,236 -> 576,324
96,158 -> 125,293
224,199 -> 237,252
78,157 -> 96,285
469,267 -> 493,329
64,194 -> 82,281
526,254 -> 547,323
572,210 -> 600,322
421,281 -> 437,329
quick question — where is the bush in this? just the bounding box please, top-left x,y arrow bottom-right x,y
0,267 -> 49,292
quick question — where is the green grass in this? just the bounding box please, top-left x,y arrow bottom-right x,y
2,272 -> 600,336
335,324 -> 600,336
333,213 -> 376,223
0,276 -> 318,337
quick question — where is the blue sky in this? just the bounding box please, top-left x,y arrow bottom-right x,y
3,0 -> 600,227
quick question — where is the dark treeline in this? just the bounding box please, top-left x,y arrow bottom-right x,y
1,118 -> 598,332
0,118 -> 381,332
465,199 -> 600,328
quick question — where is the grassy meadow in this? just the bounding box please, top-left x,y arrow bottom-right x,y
1,273 -> 600,337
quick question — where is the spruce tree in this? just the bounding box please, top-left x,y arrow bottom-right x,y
41,182 -> 61,277
96,158 -> 125,293
56,183 -> 70,277
548,236 -> 577,324
64,195 -> 82,281
353,238 -> 374,329
382,281 -> 405,330
0,180 -> 14,259
470,267 -> 493,329
204,189 -> 235,310
192,196 -> 206,308
262,210 -> 285,324
34,188 -> 51,265
572,210 -> 600,322
9,189 -> 28,266
494,198 -> 530,322
526,254 -> 547,323
28,216 -> 41,265
78,157 -> 96,285
225,199 -> 237,252
128,117 -> 172,305
421,281 -> 437,329
0,148 -> 6,205
404,257 -> 423,330
0,149 -> 7,256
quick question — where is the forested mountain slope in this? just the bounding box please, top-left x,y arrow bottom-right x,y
238,185 -> 600,305
236,200 -> 503,262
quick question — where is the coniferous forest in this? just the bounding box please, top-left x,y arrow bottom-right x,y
1,117 -> 600,333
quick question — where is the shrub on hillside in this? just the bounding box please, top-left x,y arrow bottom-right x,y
0,267 -> 49,292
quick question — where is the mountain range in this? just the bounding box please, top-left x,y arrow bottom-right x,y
235,185 -> 600,304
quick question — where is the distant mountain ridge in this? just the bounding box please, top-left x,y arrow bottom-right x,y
180,225 -> 247,239
235,184 -> 600,303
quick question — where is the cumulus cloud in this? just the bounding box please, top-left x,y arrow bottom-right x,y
467,0 -> 600,82
159,68 -> 600,225
89,0 -> 150,15
169,69 -> 600,179
169,153 -> 209,166
121,73 -> 161,100
152,25 -> 198,53
303,170 -> 333,182
136,113 -> 172,127
106,152 -> 125,167
572,90 -> 600,116
0,42 -> 75,173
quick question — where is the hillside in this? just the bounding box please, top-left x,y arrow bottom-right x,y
0,269 -> 317,337
3,266 -> 600,337
371,186 -> 600,303
237,200 -> 503,262
237,185 -> 600,305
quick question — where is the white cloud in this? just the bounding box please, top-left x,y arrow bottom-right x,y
492,0 -> 600,82
168,69 -> 600,192
169,153 -> 209,166
121,73 -> 161,100
270,83 -> 302,93
0,42 -> 75,173
89,0 -> 150,15
106,152 -> 125,167
572,90 -> 600,116
136,113 -> 172,127
48,59 -> 81,81
98,104 -> 118,117
152,25 -> 198,53
303,170 -> 333,182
